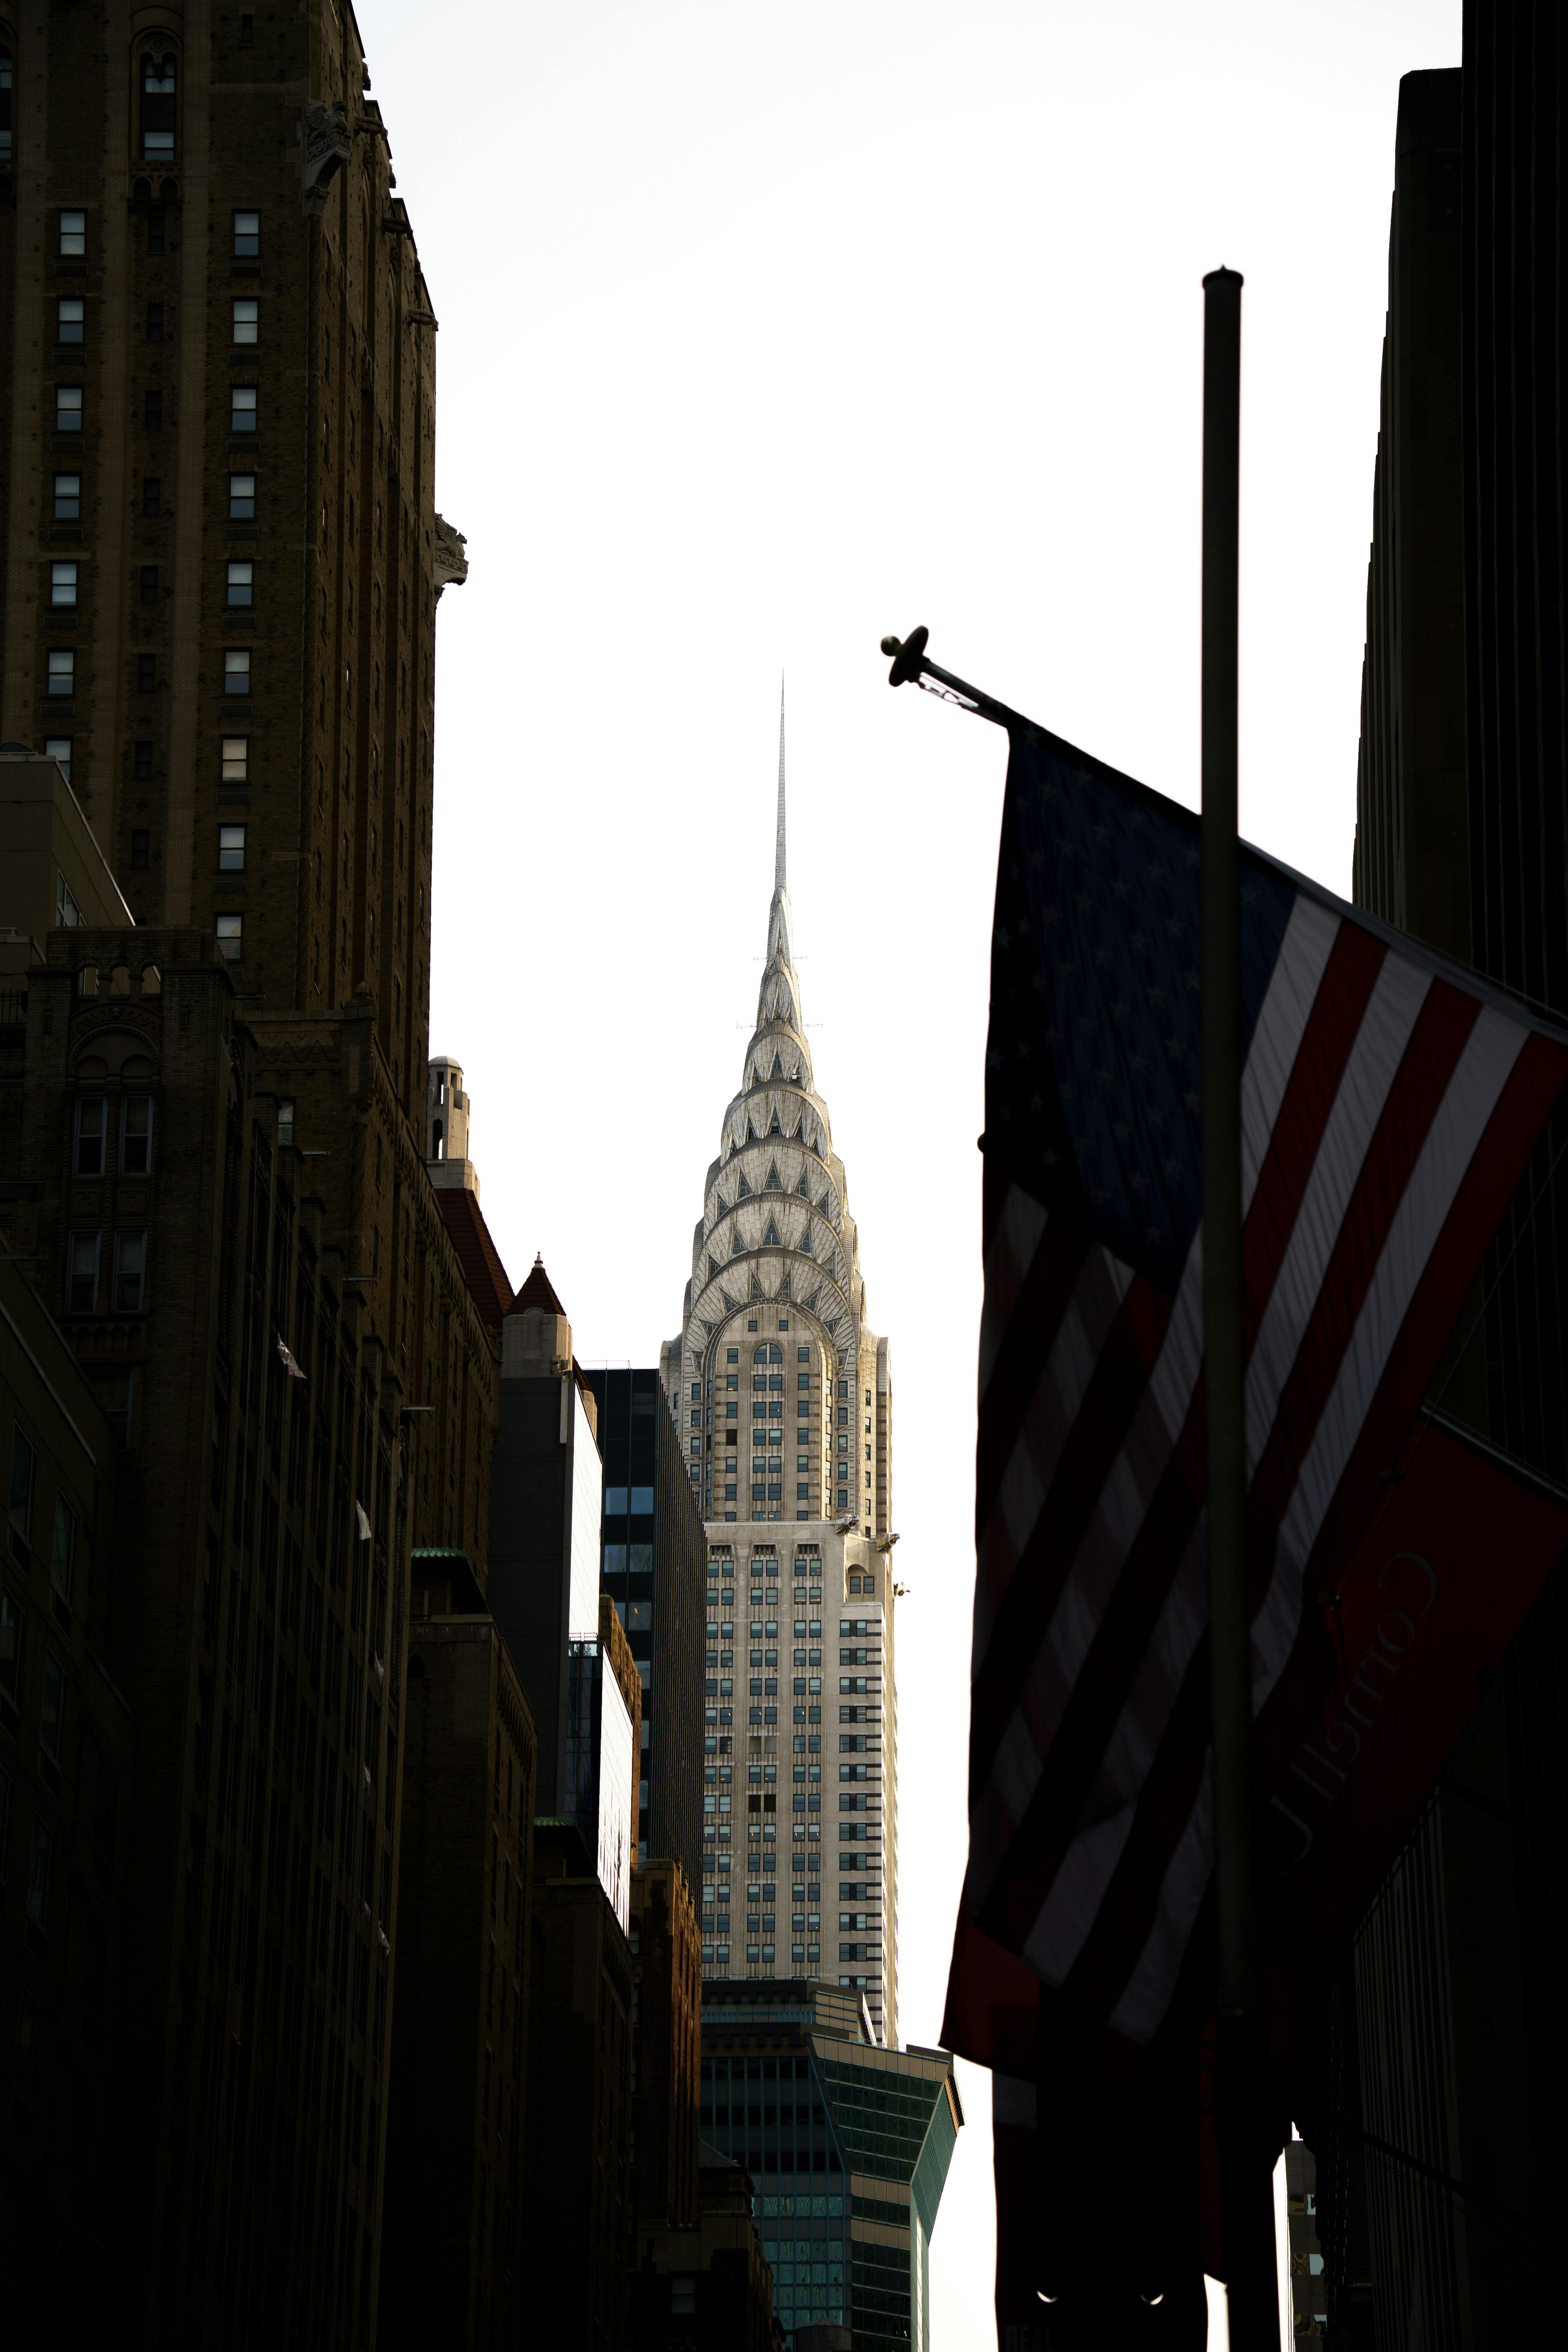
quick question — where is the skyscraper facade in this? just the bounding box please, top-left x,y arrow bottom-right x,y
0,0 -> 461,1118
1328,23 -> 1568,2336
663,708 -> 900,2042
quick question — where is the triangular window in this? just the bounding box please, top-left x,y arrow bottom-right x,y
730,1228 -> 746,1256
771,1052 -> 784,1080
707,1254 -> 721,1284
767,1107 -> 782,1136
737,1172 -> 752,1199
795,1170 -> 811,1197
764,1160 -> 782,1192
762,1215 -> 782,1248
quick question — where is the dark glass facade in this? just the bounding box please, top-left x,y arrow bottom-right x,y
585,1369 -> 704,1896
699,1981 -> 958,2352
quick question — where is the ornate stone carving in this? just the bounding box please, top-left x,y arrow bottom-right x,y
432,515 -> 468,598
301,102 -> 352,213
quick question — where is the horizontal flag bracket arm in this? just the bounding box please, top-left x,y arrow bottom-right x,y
880,626 -> 1027,733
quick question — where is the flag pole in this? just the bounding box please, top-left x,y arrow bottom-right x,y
1200,265 -> 1273,2339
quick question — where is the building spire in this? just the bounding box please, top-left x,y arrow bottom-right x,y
775,675 -> 787,896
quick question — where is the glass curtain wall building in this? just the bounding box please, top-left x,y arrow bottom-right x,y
587,1367 -> 704,1892
699,1981 -> 959,2352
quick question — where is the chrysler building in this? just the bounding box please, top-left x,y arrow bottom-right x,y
662,695 -> 899,2042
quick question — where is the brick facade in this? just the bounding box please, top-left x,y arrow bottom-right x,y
0,919 -> 500,2340
381,1565 -> 535,2349
0,0 -> 458,1129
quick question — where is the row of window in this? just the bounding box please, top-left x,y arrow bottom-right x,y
56,382 -> 258,432
54,295 -> 260,348
51,205 -> 260,261
73,1095 -> 154,1177
45,646 -> 256,698
51,470 -> 256,521
47,559 -> 256,609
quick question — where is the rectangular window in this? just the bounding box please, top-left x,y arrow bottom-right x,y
113,1230 -> 147,1312
224,649 -> 250,695
8,1428 -> 36,1562
220,737 -> 248,783
131,829 -> 150,869
67,1232 -> 100,1313
74,1096 -> 106,1175
277,1100 -> 295,1147
140,565 -> 158,605
137,653 -> 155,692
146,301 -> 163,342
141,53 -> 176,159
60,210 -> 85,258
56,298 -> 84,345
218,824 -> 246,873
52,1497 -> 76,1609
230,385 -> 257,432
26,1819 -> 52,1931
216,914 -> 243,963
133,741 -> 152,781
233,210 -> 260,258
228,472 -> 254,521
232,298 -> 258,345
143,388 -> 162,428
56,385 -> 83,432
142,476 -> 160,517
0,1591 -> 22,1705
45,739 -> 72,782
53,473 -> 80,521
39,1653 -> 64,1760
120,1097 -> 153,1173
50,562 -> 77,609
227,561 -> 253,607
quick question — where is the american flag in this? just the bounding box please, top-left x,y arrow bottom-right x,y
951,722 -> 1568,2054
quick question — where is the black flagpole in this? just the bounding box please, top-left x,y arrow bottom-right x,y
1200,263 -> 1275,2344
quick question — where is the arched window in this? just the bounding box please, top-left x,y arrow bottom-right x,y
0,50 -> 14,164
140,51 -> 176,162
753,1343 -> 782,1365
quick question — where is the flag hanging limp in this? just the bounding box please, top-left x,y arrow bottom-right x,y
953,720 -> 1568,2056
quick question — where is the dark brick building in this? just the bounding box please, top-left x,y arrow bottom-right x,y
630,2142 -> 779,2352
0,0 -> 462,1121
630,1858 -> 702,2233
0,1252 -> 132,2334
525,1818 -> 636,2352
0,918 -> 501,2342
380,1550 -> 536,2351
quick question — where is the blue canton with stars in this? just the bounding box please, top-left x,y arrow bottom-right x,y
984,725 -> 1297,1291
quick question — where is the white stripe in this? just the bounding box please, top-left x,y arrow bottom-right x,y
1109,1760 -> 1214,2040
1013,956 -> 1428,1994
979,1187 -> 1047,1405
970,898 -> 1333,1913
1116,1003 -> 1527,2041
1246,951 -> 1430,1479
971,1242 -> 1131,1676
1241,896 -> 1340,1203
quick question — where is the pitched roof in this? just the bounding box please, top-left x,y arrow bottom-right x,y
433,1187 -> 514,1328
510,1252 -> 567,1319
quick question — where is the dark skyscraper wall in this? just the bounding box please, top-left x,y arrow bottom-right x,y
1331,15 -> 1568,2337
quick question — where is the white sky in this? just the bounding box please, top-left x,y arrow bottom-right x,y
363,2 -> 1460,2341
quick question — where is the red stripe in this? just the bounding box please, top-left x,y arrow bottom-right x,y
968,1275 -> 1171,1802
975,1214 -> 1091,1534
1060,980 -> 1486,2010
967,931 -> 1382,1938
1242,923 -> 1384,1352
1248,979 -> 1481,1534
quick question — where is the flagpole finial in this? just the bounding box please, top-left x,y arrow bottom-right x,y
775,675 -> 787,896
